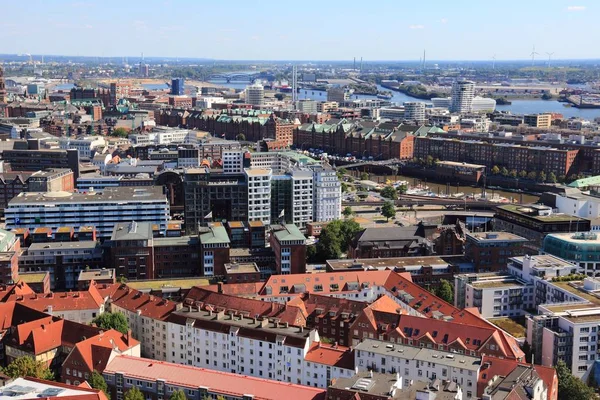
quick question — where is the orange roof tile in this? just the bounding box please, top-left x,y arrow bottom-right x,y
99,283 -> 177,320
7,284 -> 104,312
64,329 -> 139,373
305,342 -> 354,369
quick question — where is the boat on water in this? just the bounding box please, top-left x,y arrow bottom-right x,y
377,93 -> 393,100
451,192 -> 465,198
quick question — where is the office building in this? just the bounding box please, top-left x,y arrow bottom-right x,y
542,231 -> 600,275
524,113 -> 552,128
245,82 -> 265,106
450,80 -> 475,113
5,187 -> 170,239
297,99 -> 318,114
57,136 -> 105,158
171,78 -> 184,96
433,96 -> 496,112
312,165 -> 342,222
403,102 -> 426,123
290,169 -> 313,227
2,146 -> 80,178
465,232 -> 527,272
245,168 -> 272,225
198,223 -> 230,276
183,169 -> 248,234
326,86 -> 348,103
109,82 -> 132,106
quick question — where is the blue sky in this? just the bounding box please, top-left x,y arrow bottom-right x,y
0,0 -> 596,60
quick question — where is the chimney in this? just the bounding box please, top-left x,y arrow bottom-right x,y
216,310 -> 225,320
299,326 -> 304,333
260,318 -> 269,328
217,282 -> 223,294
47,305 -> 53,314
126,329 -> 132,346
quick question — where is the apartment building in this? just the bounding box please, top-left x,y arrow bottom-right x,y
270,224 -> 307,274
355,339 -> 479,399
5,187 -> 170,239
102,355 -> 326,400
57,136 -> 105,158
312,165 -> 341,222
464,232 -> 527,272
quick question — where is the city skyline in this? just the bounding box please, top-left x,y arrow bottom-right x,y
1,0 -> 596,61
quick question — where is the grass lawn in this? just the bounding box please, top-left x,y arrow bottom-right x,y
489,317 -> 527,338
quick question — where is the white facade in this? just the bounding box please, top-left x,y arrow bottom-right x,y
355,339 -> 477,400
312,166 -> 342,222
165,310 -> 354,387
291,170 -> 313,228
245,83 -> 265,106
245,168 -> 272,225
77,174 -> 122,191
450,81 -> 475,113
297,100 -> 318,114
555,192 -> 600,221
223,150 -> 245,173
130,128 -> 196,146
464,279 -> 535,319
471,97 -> 496,112
58,136 -> 106,158
5,187 -> 170,238
403,102 -> 426,123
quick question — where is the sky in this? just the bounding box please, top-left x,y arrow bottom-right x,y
0,0 -> 597,61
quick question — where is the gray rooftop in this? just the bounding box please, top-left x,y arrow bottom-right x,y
111,221 -> 153,241
8,187 -> 166,205
28,241 -> 99,251
355,339 -> 481,371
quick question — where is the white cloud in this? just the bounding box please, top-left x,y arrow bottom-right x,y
440,18 -> 448,24
566,5 -> 586,11
409,24 -> 425,29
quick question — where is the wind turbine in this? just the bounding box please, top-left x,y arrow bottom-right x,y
530,45 -> 539,66
546,52 -> 554,68
492,54 -> 497,70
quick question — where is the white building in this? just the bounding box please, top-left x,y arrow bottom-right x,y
380,107 -> 405,121
223,150 -> 246,173
130,127 -> 196,146
312,165 -> 342,222
245,83 -> 265,106
76,174 -> 123,191
5,187 -> 170,238
290,169 -> 313,228
433,96 -> 495,112
165,308 -> 354,387
58,136 -> 105,158
354,339 -> 479,399
194,96 -> 225,109
450,81 -> 475,113
245,168 -> 272,225
462,276 -> 534,319
403,102 -> 426,123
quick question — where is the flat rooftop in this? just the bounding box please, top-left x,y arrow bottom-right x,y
327,255 -> 455,271
471,280 -> 528,289
328,370 -> 401,398
28,241 -> 98,251
546,231 -> 600,244
9,187 -> 166,205
497,204 -> 589,223
0,378 -> 99,400
466,232 -> 527,242
78,268 -> 114,281
225,262 -> 260,274
18,271 -> 48,283
126,277 -> 210,291
510,254 -> 576,269
244,168 -> 272,176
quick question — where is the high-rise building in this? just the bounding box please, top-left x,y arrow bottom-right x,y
450,80 -> 475,113
171,78 -> 184,96
297,99 -> 318,114
403,101 -> 426,123
245,168 -> 272,225
245,82 -> 265,106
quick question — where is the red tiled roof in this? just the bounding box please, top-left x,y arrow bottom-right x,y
305,342 -> 354,369
64,329 -> 140,373
478,356 -> 557,400
184,287 -> 305,326
287,292 -> 367,320
0,281 -> 35,302
6,283 -> 105,312
98,283 -> 177,320
200,282 -> 264,297
104,355 -> 326,400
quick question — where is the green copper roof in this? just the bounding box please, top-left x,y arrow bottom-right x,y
199,226 -> 230,244
568,176 -> 600,188
273,224 -> 306,242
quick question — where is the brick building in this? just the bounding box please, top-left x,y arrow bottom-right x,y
270,224 -> 306,274
464,232 -> 528,272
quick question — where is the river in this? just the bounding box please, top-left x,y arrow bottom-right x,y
206,81 -> 600,119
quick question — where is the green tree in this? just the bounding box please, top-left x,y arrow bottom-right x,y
556,360 -> 595,399
3,356 -> 54,380
538,171 -> 547,182
426,155 -> 434,167
380,186 -> 397,200
491,165 -> 500,175
381,201 -> 396,221
558,174 -> 566,183
509,169 -> 517,178
360,172 -> 369,180
567,174 -> 578,182
111,127 -> 129,138
397,184 -> 408,195
548,172 -> 557,183
124,387 -> 144,400
342,206 -> 354,218
341,182 -> 349,193
236,133 -> 246,141
527,171 -> 537,181
434,280 -> 454,304
92,312 -> 129,334
306,245 -> 318,263
315,219 -> 362,261
90,371 -> 110,399
357,191 -> 368,200
519,170 -> 527,179
169,390 -> 187,400
500,167 -> 509,177
336,168 -> 348,180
